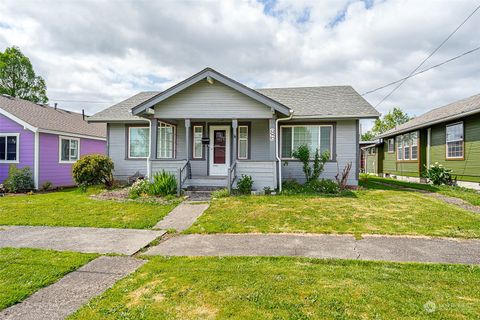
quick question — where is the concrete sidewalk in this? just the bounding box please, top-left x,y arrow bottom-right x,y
145,233 -> 480,265
154,202 -> 209,232
0,256 -> 145,320
0,226 -> 165,255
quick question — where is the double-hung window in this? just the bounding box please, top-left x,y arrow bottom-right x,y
281,125 -> 333,159
157,121 -> 175,159
446,122 -> 464,159
0,134 -> 19,163
238,126 -> 249,159
59,137 -> 80,163
396,131 -> 418,160
193,125 -> 203,159
128,126 -> 150,158
387,138 -> 394,153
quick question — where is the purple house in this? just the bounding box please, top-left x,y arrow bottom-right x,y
0,95 -> 106,189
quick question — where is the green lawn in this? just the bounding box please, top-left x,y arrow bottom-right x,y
0,187 -> 180,229
0,248 -> 97,310
70,256 -> 480,319
186,184 -> 480,238
363,174 -> 480,206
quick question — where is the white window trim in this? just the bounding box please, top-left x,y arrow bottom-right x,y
388,138 -> 394,153
238,125 -> 249,160
396,131 -> 418,161
280,124 -> 334,160
156,121 -> 176,159
0,133 -> 20,164
193,125 -> 203,159
128,126 -> 150,159
446,122 -> 464,159
59,136 -> 80,164
396,136 -> 403,160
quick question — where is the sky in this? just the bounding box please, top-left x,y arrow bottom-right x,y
0,0 -> 479,132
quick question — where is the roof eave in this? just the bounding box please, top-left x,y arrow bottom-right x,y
131,68 -> 291,117
377,108 -> 480,138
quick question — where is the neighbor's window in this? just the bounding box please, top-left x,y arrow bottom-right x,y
0,134 -> 19,162
396,136 -> 403,160
193,125 -> 203,159
60,137 -> 79,163
446,122 -> 464,159
157,121 -> 175,159
281,125 -> 333,159
388,138 -> 394,153
238,126 -> 249,159
411,131 -> 418,160
128,126 -> 150,158
404,133 -> 410,160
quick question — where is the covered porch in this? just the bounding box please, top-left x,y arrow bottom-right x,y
147,117 -> 278,193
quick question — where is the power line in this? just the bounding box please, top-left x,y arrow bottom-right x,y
50,99 -> 113,103
362,45 -> 480,96
374,3 -> 480,107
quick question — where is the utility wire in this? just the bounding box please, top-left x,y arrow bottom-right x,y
50,99 -> 113,103
362,45 -> 480,96
374,3 -> 480,107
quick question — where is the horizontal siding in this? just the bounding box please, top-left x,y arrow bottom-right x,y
151,160 -> 186,176
154,81 -> 272,119
236,161 -> 277,190
108,123 -> 147,180
281,120 -> 358,185
382,132 -> 420,178
430,115 -> 480,182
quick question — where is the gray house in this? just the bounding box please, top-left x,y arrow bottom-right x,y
89,68 -> 379,191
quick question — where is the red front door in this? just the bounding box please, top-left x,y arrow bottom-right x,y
213,130 -> 226,164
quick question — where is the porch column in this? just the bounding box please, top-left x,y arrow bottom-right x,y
232,119 -> 238,163
269,117 -> 276,160
148,118 -> 158,180
185,119 -> 191,160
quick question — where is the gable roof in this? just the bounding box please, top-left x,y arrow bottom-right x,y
89,68 -> 379,122
378,93 -> 480,138
0,95 -> 106,139
256,86 -> 378,118
131,68 -> 291,116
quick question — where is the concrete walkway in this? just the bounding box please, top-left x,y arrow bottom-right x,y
154,202 -> 209,232
0,256 -> 145,320
0,226 -> 165,255
145,234 -> 480,265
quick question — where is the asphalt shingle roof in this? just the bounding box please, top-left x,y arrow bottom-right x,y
379,93 -> 480,138
89,86 -> 378,122
0,95 -> 106,138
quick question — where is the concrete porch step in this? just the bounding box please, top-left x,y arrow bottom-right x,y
185,175 -> 228,188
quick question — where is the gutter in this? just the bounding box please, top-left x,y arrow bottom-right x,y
275,110 -> 294,193
377,109 -> 480,138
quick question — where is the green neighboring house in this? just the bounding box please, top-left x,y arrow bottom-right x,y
373,93 -> 480,190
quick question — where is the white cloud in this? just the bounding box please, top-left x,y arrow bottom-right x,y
0,0 -> 479,125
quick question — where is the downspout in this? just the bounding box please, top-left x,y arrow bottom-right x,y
275,110 -> 294,193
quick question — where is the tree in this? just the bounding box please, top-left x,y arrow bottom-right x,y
361,107 -> 411,141
0,46 -> 48,103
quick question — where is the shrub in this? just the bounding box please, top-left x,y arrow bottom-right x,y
306,179 -> 340,194
40,181 -> 53,192
292,145 -> 329,182
4,166 -> 34,193
282,179 -> 304,194
424,162 -> 453,186
212,188 -> 230,198
150,171 -> 177,196
128,179 -> 150,199
237,174 -> 253,195
72,154 -> 114,187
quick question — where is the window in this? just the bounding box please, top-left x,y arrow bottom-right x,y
157,121 -> 175,159
387,138 -> 394,153
238,126 -> 248,159
59,137 -> 80,163
396,131 -> 418,160
396,136 -> 403,160
0,134 -> 19,163
128,126 -> 150,158
193,126 -> 203,159
280,125 -> 333,159
446,122 -> 464,159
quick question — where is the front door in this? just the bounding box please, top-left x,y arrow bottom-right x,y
209,125 -> 230,176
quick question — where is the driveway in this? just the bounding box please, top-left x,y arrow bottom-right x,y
0,226 -> 165,255
145,233 -> 480,265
